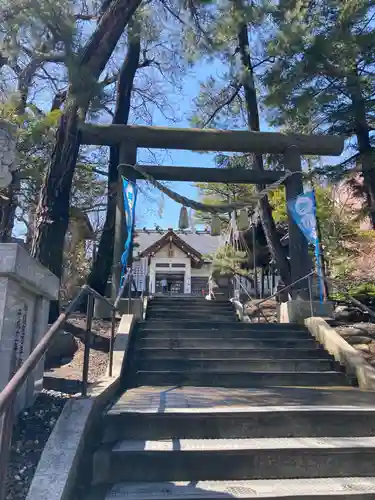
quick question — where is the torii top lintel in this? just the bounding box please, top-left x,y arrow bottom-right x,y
79,123 -> 344,156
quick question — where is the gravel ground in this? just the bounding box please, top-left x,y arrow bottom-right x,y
245,299 -> 278,323
6,315 -> 114,499
44,315 -> 115,393
6,389 -> 71,500
334,321 -> 375,365
44,337 -> 110,393
68,314 -> 118,340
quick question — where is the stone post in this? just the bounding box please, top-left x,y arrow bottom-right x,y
184,262 -> 192,294
284,145 -> 312,299
0,244 -> 59,412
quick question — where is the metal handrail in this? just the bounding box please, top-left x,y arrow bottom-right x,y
241,270 -> 315,321
0,270 -> 133,500
235,278 -> 253,302
255,270 -> 315,309
232,279 -> 270,323
0,272 -> 131,415
241,269 -> 375,324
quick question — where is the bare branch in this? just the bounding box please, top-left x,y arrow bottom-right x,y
101,105 -> 113,117
51,91 -> 67,111
158,0 -> 187,25
252,56 -> 275,69
202,84 -> 241,127
74,13 -> 98,21
22,46 -> 66,64
138,59 -> 154,69
99,72 -> 119,87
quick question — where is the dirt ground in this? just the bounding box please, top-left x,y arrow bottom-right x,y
6,315 -> 114,500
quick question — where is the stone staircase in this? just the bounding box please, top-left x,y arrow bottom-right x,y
130,296 -> 351,388
85,296 -> 375,499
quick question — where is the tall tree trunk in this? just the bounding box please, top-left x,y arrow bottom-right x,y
87,23 -> 141,294
0,174 -> 18,242
32,104 -> 80,320
260,266 -> 264,298
0,64 -> 37,242
234,0 -> 291,285
347,69 -> 375,228
31,0 -> 142,321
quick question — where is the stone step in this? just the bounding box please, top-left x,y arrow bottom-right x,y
146,313 -> 237,321
147,311 -> 236,318
147,304 -> 235,311
147,307 -> 234,312
148,301 -> 234,307
93,436 -> 375,483
149,302 -> 230,306
147,317 -> 237,323
102,406 -> 375,442
87,477 -> 375,500
135,347 -> 332,360
132,370 -> 349,388
137,338 -> 319,349
137,328 -> 311,339
141,321 -> 307,330
151,298 -> 229,303
149,300 -> 233,305
135,359 -> 335,372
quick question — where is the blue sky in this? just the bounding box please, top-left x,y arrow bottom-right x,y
13,53 -> 346,238
135,60 -> 218,230
134,58 -> 273,230
134,55 -> 348,231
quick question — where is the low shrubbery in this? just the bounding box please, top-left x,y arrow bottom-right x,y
330,283 -> 375,307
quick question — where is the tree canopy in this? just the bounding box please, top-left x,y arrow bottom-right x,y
264,0 -> 375,224
1,0 -> 375,313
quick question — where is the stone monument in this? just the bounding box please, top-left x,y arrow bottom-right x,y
0,244 -> 59,412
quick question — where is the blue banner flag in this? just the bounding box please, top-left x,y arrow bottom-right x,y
121,177 -> 138,277
288,190 -> 324,302
287,190 -> 318,245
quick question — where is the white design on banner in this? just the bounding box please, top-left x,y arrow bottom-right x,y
294,193 -> 317,241
295,195 -> 313,216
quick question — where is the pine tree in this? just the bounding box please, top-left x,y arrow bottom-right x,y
27,0 -> 142,320
212,245 -> 249,279
264,0 -> 375,225
184,0 -> 292,285
87,7 -> 186,295
195,154 -> 256,227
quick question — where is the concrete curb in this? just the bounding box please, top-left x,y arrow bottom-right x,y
26,314 -> 136,500
94,297 -> 143,320
142,296 -> 148,320
104,314 -> 135,380
279,301 -> 334,324
305,317 -> 375,391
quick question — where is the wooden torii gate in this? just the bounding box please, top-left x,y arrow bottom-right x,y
79,124 -> 344,298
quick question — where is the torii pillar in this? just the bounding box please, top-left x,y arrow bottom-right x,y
284,145 -> 312,298
111,141 -> 137,299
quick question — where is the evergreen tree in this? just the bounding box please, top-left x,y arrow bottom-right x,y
269,184 -> 361,277
184,0 -> 292,285
212,245 -> 249,279
87,7 -> 186,295
195,153 -> 256,227
264,0 -> 375,225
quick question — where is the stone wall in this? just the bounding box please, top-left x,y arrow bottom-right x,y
335,323 -> 375,368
